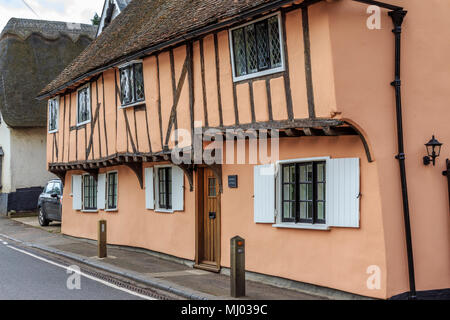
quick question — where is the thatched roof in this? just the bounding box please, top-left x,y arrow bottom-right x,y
0,18 -> 97,128
39,0 -> 294,97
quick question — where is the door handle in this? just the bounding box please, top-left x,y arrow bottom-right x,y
209,212 -> 216,220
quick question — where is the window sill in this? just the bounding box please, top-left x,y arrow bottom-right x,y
105,209 -> 118,213
77,120 -> 90,127
154,209 -> 174,213
82,210 -> 98,213
119,101 -> 146,109
232,66 -> 285,83
272,223 -> 330,231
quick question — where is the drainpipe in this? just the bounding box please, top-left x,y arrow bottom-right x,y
352,0 -> 416,300
388,9 -> 417,300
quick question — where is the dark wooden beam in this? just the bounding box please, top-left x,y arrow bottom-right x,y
285,128 -> 304,137
164,56 -> 189,147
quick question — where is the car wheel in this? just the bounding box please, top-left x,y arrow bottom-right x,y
38,208 -> 50,227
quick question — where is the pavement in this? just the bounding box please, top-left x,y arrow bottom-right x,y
0,215 -> 328,300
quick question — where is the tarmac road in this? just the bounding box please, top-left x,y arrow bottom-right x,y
0,238 -> 153,300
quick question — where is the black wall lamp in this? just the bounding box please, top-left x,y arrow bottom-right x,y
423,135 -> 443,166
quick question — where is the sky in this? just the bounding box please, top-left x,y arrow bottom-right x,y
0,0 -> 104,31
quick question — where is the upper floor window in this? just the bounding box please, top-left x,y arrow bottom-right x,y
230,13 -> 284,82
77,85 -> 91,126
48,97 -> 59,133
119,61 -> 145,107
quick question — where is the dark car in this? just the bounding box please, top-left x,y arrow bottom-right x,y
37,179 -> 63,226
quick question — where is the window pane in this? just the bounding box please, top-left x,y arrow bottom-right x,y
49,100 -> 57,131
283,166 -> 289,183
208,178 -> 217,197
244,24 -> 258,74
317,202 -> 325,221
317,163 -> 325,182
300,164 -> 312,182
134,63 -> 145,101
283,164 -> 295,183
120,67 -> 132,104
283,202 -> 294,220
307,202 -> 313,219
300,184 -> 307,201
317,182 -> 325,201
300,202 -> 307,220
255,21 -> 270,70
78,88 -> 90,123
232,28 -> 247,77
283,184 -> 295,201
268,16 -> 282,68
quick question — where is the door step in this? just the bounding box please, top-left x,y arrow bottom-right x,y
194,263 -> 221,273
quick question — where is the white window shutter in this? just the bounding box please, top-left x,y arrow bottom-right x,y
72,175 -> 82,210
326,158 -> 360,228
97,173 -> 106,210
254,164 -> 275,223
145,167 -> 154,210
172,166 -> 184,211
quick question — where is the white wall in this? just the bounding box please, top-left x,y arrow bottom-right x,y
0,113 -> 12,193
9,126 -> 56,191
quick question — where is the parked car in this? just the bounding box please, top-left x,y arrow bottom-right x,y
37,179 -> 63,226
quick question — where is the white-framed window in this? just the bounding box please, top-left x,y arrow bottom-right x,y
82,174 -> 97,211
77,84 -> 91,126
145,165 -> 184,213
119,61 -> 145,108
229,12 -> 285,82
106,171 -> 118,210
48,97 -> 59,133
254,157 -> 360,230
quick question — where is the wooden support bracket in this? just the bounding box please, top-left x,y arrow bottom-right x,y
125,162 -> 144,189
177,164 -> 195,192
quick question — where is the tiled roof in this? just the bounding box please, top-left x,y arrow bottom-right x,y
40,0 -> 291,97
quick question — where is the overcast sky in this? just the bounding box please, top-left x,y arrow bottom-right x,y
0,0 -> 104,31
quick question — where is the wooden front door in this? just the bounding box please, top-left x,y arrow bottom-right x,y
196,168 -> 221,271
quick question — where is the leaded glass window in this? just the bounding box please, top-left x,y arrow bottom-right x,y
77,86 -> 91,125
107,172 -> 118,210
282,162 -> 326,224
48,97 -> 59,132
231,14 -> 283,80
83,175 -> 97,210
119,62 -> 145,106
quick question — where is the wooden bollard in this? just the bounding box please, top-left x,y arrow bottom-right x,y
230,236 -> 245,298
98,220 -> 107,258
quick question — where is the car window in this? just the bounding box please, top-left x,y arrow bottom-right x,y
45,183 -> 54,194
53,182 -> 62,195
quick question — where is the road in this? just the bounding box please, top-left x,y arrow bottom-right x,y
0,237 -> 152,300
